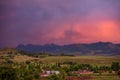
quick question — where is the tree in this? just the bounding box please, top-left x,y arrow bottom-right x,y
6,59 -> 13,64
48,74 -> 61,80
34,72 -> 40,79
93,66 -> 99,73
60,69 -> 66,80
111,62 -> 120,71
26,60 -> 31,65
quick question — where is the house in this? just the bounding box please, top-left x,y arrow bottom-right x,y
40,70 -> 60,77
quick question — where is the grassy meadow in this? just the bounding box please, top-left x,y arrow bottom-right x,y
11,55 -> 120,66
38,56 -> 120,66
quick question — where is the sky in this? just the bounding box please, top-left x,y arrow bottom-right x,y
0,0 -> 120,48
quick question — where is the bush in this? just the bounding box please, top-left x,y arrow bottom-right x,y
0,66 -> 18,80
117,71 -> 120,77
24,75 -> 33,80
34,72 -> 40,79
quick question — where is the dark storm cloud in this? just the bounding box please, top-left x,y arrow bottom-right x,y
0,0 -> 120,48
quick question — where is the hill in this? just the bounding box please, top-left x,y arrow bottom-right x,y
0,48 -> 38,63
16,42 -> 120,56
0,48 -> 18,55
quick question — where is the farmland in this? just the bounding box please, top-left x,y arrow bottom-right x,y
0,49 -> 120,80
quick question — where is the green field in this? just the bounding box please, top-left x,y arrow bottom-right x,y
39,56 -> 120,66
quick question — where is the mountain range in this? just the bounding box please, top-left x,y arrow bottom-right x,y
16,42 -> 120,56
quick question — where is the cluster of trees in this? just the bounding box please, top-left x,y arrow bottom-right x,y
19,50 -> 50,58
60,53 -> 75,57
0,66 -> 18,80
62,62 -> 120,73
0,60 -> 42,80
19,50 -> 77,58
45,62 -> 120,80
111,62 -> 120,71
0,60 -> 120,80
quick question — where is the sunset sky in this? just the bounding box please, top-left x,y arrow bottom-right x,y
0,0 -> 120,48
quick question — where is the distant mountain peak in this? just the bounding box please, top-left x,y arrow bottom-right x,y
92,41 -> 112,44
